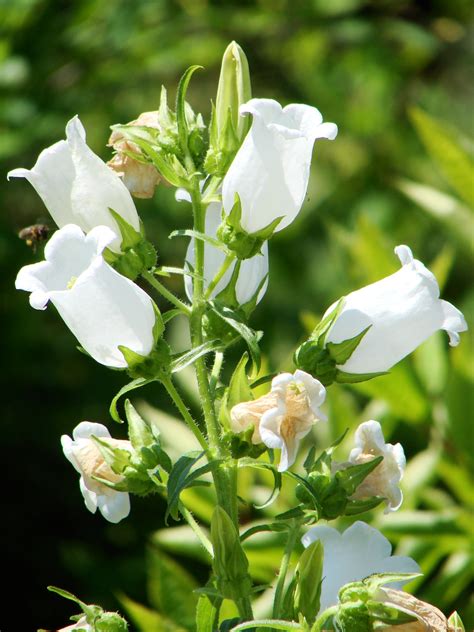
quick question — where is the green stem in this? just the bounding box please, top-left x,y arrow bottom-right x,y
204,253 -> 235,300
188,178 -> 251,617
178,501 -> 213,559
311,606 -> 339,632
142,270 -> 191,316
161,376 -> 208,452
273,520 -> 300,618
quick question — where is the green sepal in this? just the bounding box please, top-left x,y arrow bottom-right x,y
124,399 -> 157,450
204,104 -> 240,176
46,587 -> 129,631
210,506 -> 252,602
216,194 -> 282,259
176,65 -> 203,158
90,435 -> 132,475
344,496 -> 385,515
294,540 -> 323,625
110,377 -> 156,423
105,210 -> 157,280
335,455 -> 383,495
326,325 -> 371,365
121,338 -> 171,380
237,457 -> 282,509
335,369 -> 388,384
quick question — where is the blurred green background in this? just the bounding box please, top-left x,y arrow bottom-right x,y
1,1 -> 473,630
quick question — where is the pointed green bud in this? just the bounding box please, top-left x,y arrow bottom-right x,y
125,399 -> 155,450
216,41 -> 252,141
448,611 -> 465,631
294,540 -> 323,625
210,506 -> 252,601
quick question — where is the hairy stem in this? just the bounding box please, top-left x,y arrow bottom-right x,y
161,376 -> 208,452
142,270 -> 191,315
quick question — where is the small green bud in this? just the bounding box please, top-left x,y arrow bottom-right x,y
210,506 -> 252,602
216,41 -> 252,142
95,611 -> 129,632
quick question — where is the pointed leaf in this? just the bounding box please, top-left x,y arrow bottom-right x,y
110,378 -> 156,423
327,326 -> 371,365
171,340 -> 223,373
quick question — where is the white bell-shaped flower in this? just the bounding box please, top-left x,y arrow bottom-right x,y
348,420 -> 406,513
15,224 -> 156,368
301,521 -> 420,613
230,370 -> 326,471
184,201 -> 269,305
61,422 -> 132,523
324,245 -> 467,374
222,98 -> 337,234
8,116 -> 140,251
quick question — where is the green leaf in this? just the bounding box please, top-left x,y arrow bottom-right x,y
396,179 -> 474,255
238,458 -> 282,509
327,325 -> 371,365
176,65 -> 203,156
195,592 -> 219,632
171,340 -> 223,373
108,208 -> 141,249
336,369 -> 388,384
147,546 -> 198,630
110,378 -> 156,423
166,453 -> 220,522
163,309 -> 183,324
209,301 -> 262,375
409,107 -> 474,209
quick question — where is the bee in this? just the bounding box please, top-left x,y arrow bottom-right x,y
18,224 -> 50,252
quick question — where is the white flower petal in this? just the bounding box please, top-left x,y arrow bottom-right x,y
66,116 -> 140,251
302,521 -> 420,613
79,476 -> 98,514
223,98 -> 337,234
325,245 -> 467,373
7,140 -> 76,227
97,490 -> 131,523
72,421 -> 111,441
17,225 -> 156,367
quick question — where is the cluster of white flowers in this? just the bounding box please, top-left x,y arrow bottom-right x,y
9,51 -> 468,628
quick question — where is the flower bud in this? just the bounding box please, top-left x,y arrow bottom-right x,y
210,506 -> 252,601
61,422 -> 132,523
108,111 -> 161,199
216,41 -> 252,142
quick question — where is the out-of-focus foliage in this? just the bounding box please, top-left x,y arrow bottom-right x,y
1,0 -> 472,630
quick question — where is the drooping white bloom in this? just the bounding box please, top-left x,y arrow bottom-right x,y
222,98 -> 337,234
61,422 -> 131,523
230,370 -> 326,471
348,420 -> 406,513
7,116 -> 140,251
324,245 -> 467,374
184,201 -> 269,304
301,521 -> 420,613
15,224 -> 156,368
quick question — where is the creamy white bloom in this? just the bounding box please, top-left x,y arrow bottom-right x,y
230,370 -> 326,471
7,116 -> 140,251
184,201 -> 269,304
61,422 -> 131,523
15,224 -> 156,368
324,245 -> 467,374
348,420 -> 406,513
301,521 -> 420,613
58,617 -> 91,631
222,98 -> 337,234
